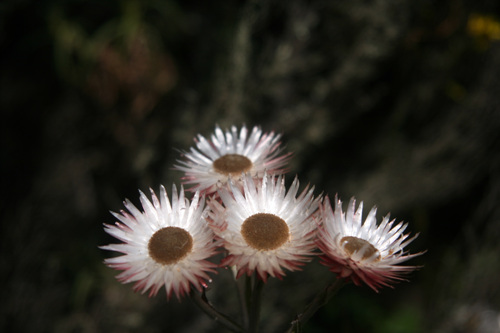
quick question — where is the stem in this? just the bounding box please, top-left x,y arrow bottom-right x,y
286,278 -> 346,333
248,275 -> 264,333
235,275 -> 249,329
190,288 -> 244,333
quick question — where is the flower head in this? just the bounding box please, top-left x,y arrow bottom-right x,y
174,125 -> 291,194
208,173 -> 320,282
318,196 -> 422,292
101,185 -> 218,300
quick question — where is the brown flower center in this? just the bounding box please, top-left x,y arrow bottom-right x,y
340,236 -> 380,261
213,154 -> 252,177
148,227 -> 193,265
241,213 -> 289,251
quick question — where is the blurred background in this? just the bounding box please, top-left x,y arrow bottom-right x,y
1,0 -> 500,332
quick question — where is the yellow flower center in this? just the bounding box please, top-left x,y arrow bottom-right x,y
340,236 -> 381,261
241,213 -> 289,251
213,154 -> 253,177
148,227 -> 193,265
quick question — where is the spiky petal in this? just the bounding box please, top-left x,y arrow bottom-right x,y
208,173 -> 320,282
317,196 -> 423,292
174,125 -> 291,194
101,185 -> 219,300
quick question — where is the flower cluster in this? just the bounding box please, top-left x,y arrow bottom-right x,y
102,124 -> 422,302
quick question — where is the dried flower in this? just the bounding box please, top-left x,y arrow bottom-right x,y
318,196 -> 422,292
208,173 -> 320,281
175,125 -> 291,194
101,185 -> 218,300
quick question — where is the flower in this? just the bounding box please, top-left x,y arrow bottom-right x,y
317,196 -> 422,292
101,185 -> 219,300
174,125 -> 291,194
208,173 -> 320,281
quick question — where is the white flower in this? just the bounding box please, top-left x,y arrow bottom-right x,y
101,185 -> 219,300
318,196 -> 423,292
208,173 -> 320,281
174,125 -> 291,194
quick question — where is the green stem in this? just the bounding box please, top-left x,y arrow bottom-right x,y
190,288 -> 244,333
286,278 -> 346,333
236,274 -> 250,329
248,275 -> 264,333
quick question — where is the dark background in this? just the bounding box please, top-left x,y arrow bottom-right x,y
2,0 -> 500,332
